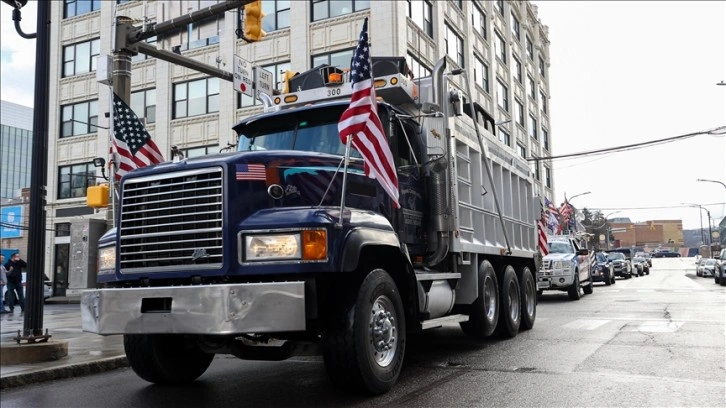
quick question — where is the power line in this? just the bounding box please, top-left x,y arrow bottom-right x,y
528,125 -> 725,162
585,202 -> 726,211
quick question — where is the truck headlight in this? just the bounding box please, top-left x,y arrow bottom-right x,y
243,230 -> 327,262
97,246 -> 116,275
552,261 -> 565,270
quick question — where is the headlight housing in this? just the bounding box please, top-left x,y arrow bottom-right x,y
97,246 -> 116,275
242,229 -> 327,262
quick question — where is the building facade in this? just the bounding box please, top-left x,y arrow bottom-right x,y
43,0 -> 555,292
610,220 -> 684,249
0,101 -> 33,199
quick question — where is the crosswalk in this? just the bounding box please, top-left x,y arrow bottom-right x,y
541,318 -> 689,333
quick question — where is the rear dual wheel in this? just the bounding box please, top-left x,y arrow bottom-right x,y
461,261 -> 499,338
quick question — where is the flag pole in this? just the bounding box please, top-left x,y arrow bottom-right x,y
337,135 -> 353,227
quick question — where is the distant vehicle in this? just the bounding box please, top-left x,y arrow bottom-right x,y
606,251 -> 633,279
716,249 -> 726,286
652,250 -> 680,258
635,252 -> 653,267
633,256 -> 649,275
697,259 -> 718,277
591,252 -> 615,285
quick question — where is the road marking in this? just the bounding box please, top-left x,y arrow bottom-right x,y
637,289 -> 656,293
600,289 -> 621,293
562,319 -> 611,330
636,320 -> 684,332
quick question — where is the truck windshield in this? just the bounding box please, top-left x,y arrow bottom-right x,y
548,242 -> 574,254
237,107 -> 362,158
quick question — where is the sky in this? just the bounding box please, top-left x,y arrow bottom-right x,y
1,1 -> 724,230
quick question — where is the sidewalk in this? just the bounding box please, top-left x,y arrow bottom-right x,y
0,297 -> 127,389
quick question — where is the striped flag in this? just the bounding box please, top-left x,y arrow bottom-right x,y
235,163 -> 266,181
112,93 -> 164,181
538,219 -> 549,255
338,18 -> 400,208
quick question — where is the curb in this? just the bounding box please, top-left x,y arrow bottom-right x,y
0,355 -> 128,390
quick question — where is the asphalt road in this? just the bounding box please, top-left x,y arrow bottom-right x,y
1,258 -> 724,407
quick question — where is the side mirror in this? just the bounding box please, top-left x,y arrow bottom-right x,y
576,249 -> 589,256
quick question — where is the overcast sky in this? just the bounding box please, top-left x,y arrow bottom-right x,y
1,1 -> 724,230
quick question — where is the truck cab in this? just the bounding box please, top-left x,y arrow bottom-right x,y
537,235 -> 593,300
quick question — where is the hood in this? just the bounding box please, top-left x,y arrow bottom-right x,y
543,253 -> 574,262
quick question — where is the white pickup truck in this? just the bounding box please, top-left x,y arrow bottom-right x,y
537,235 -> 593,300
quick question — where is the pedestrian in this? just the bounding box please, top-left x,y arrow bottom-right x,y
4,252 -> 27,313
0,255 -> 9,314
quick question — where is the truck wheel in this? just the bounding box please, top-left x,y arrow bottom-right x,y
583,271 -> 594,295
518,266 -> 536,331
124,334 -> 214,384
568,271 -> 581,300
604,271 -> 612,286
460,261 -> 499,338
322,268 -> 405,395
494,265 -> 521,338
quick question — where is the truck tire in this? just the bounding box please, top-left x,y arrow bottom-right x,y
583,271 -> 594,295
460,261 -> 499,338
568,271 -> 581,301
124,334 -> 214,384
494,265 -> 521,338
322,268 -> 405,395
518,266 -> 536,331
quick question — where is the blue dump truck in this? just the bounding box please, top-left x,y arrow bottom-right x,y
82,56 -> 540,394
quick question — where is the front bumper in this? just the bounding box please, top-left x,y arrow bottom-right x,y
591,269 -> 610,282
81,282 -> 306,335
537,273 -> 574,290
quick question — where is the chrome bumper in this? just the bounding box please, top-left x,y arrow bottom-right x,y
81,282 -> 306,335
537,274 -> 574,290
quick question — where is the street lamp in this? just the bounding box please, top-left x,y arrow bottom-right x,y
696,178 -> 726,190
683,203 -> 712,257
568,191 -> 591,202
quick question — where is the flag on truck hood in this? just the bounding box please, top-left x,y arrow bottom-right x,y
538,219 -> 549,255
112,93 -> 164,181
338,18 -> 400,208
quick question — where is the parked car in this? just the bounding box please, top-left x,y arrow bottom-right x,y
2,272 -> 52,308
633,256 -> 649,275
697,259 -> 718,277
652,250 -> 681,258
591,252 -> 616,285
606,251 -> 634,279
635,252 -> 653,267
716,249 -> 726,286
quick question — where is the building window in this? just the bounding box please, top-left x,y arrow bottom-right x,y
496,80 -> 509,111
64,0 -> 101,18
62,39 -> 100,77
312,0 -> 370,22
526,35 -> 534,60
494,0 -> 504,16
510,12 -> 520,41
545,166 -> 551,188
517,143 -> 526,159
181,145 -> 216,158
543,128 -> 549,150
239,61 -> 291,107
515,100 -> 524,126
60,100 -> 98,138
494,31 -> 507,65
130,89 -> 156,124
528,75 -> 536,99
407,53 -> 431,79
513,55 -> 522,83
408,0 -> 433,38
498,128 -> 510,147
471,3 -> 486,39
58,162 -> 95,199
540,90 -> 547,114
539,56 -> 546,77
528,114 -> 538,140
474,56 -> 489,93
445,24 -> 464,68
173,78 -> 220,119
532,160 -> 540,180
55,223 -> 71,237
117,0 -> 131,4
312,49 -> 354,70
454,0 -> 463,10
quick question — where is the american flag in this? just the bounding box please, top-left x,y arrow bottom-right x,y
236,163 -> 266,181
112,93 -> 164,181
545,197 -> 559,215
538,219 -> 549,255
338,18 -> 400,208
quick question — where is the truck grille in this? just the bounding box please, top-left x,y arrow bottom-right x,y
542,260 -> 551,270
119,167 -> 224,273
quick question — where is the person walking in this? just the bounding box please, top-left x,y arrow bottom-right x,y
4,252 -> 27,313
0,255 -> 9,314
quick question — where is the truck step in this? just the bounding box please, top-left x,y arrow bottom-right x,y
420,314 -> 469,330
414,270 -> 461,281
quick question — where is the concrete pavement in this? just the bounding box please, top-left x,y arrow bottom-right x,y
0,297 -> 127,389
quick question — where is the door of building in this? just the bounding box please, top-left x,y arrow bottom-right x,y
53,243 -> 69,297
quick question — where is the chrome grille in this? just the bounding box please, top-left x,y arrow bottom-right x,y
542,260 -> 551,270
119,167 -> 224,273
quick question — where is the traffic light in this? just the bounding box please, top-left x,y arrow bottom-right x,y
281,70 -> 298,93
243,0 -> 266,42
1,0 -> 28,8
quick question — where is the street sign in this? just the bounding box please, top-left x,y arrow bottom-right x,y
233,55 -> 253,97
0,205 -> 23,238
255,66 -> 274,99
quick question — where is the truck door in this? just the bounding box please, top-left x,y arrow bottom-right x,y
391,115 -> 425,251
